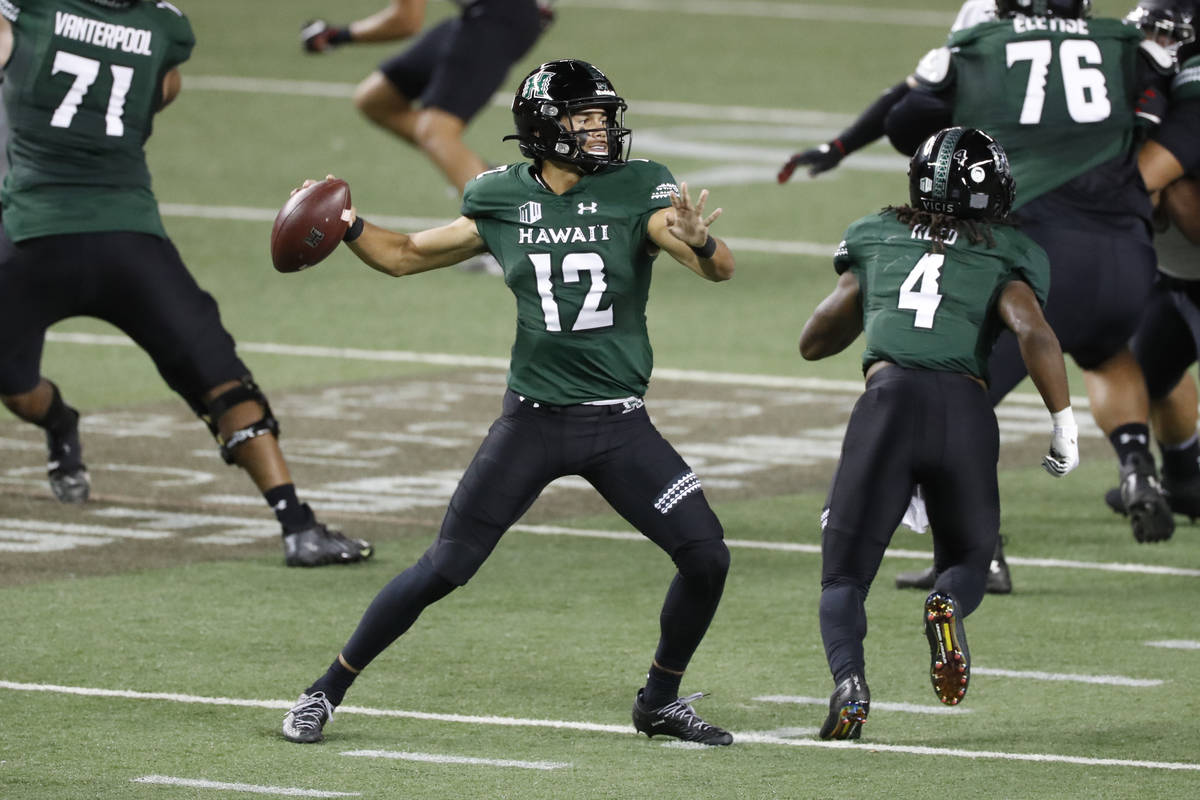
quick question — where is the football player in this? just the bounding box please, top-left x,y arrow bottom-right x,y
882,0 -> 1182,574
1103,19 -> 1200,520
282,60 -> 737,747
0,1 -> 372,568
300,1 -> 549,195
800,127 -> 1078,740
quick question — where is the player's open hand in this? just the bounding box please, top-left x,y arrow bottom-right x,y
665,182 -> 723,248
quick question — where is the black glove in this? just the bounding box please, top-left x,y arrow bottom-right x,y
777,141 -> 845,183
301,19 -> 353,53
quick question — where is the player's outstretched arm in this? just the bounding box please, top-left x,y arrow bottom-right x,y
302,0 -> 425,52
345,213 -> 486,277
997,280 -> 1078,477
798,270 -> 863,361
648,182 -> 734,282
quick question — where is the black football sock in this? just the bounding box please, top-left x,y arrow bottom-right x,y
306,657 -> 358,707
34,381 -> 77,438
1109,423 -> 1152,465
264,486 -> 316,533
1160,434 -> 1200,480
641,663 -> 683,709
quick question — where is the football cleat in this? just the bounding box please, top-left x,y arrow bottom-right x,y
896,541 -> 1011,594
631,689 -> 733,746
283,523 -> 374,567
924,591 -> 970,706
818,673 -> 870,740
1118,452 -> 1174,543
46,406 -> 90,504
1106,470 -> 1200,522
282,691 -> 333,743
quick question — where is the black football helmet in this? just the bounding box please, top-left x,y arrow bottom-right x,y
996,0 -> 1092,17
507,59 -> 631,173
1125,1 -> 1196,46
908,127 -> 1015,221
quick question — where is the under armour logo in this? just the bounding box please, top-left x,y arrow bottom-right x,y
1119,433 -> 1148,445
577,202 -> 598,214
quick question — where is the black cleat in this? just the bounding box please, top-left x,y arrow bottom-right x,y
632,689 -> 733,746
283,523 -> 374,567
1119,452 -> 1174,543
924,591 -> 969,706
818,673 -> 870,740
896,540 -> 1011,594
1106,471 -> 1200,522
282,691 -> 333,743
46,406 -> 89,504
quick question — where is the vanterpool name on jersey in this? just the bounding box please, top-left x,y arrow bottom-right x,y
518,226 -> 611,245
54,11 -> 153,56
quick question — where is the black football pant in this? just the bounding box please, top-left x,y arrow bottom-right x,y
341,390 -> 729,675
820,368 -> 999,683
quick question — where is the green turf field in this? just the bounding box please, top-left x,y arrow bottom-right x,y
4,1 -> 1200,798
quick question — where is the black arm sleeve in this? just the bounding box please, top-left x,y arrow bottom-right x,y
834,81 -> 911,155
883,87 -> 954,156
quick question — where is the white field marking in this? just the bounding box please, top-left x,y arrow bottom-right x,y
181,75 -> 857,126
754,695 -> 972,715
1146,640 -> 1200,650
132,775 -> 359,797
7,681 -> 1197,772
513,525 -> 1200,578
970,668 -> 1162,687
341,750 -> 570,771
42,330 -> 1087,410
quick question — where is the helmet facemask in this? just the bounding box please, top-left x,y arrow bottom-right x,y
1125,2 -> 1197,51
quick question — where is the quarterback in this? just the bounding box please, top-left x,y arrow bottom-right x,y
282,59 -> 737,747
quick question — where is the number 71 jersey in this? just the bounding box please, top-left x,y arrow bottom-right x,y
0,0 -> 195,242
836,210 -> 1050,382
461,160 -> 678,405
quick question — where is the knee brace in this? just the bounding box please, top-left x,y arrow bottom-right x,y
201,376 -> 280,464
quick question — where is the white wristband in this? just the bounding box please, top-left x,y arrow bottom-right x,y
1051,407 -> 1076,428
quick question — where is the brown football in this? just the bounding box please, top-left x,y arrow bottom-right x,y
270,178 -> 352,273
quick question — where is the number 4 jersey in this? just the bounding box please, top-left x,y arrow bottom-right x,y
462,160 -> 678,405
835,209 -> 1050,382
0,0 -> 195,242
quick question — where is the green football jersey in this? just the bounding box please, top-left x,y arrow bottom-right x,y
834,209 -> 1050,381
928,17 -> 1141,209
461,160 -> 678,405
1173,50 -> 1200,102
0,0 -> 195,241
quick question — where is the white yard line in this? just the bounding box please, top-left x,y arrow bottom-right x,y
970,668 -> 1162,687
132,776 -> 357,797
341,750 -> 570,771
556,0 -> 953,27
4,680 -> 1195,772
754,695 -> 972,714
43,331 -> 1086,409
1146,640 -> 1200,650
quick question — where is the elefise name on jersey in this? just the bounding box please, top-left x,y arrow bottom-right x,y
518,225 -> 611,245
1011,15 -> 1088,35
55,11 -> 153,56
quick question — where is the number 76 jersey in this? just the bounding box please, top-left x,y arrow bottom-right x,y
0,0 -> 195,242
462,160 -> 678,406
836,210 -> 1050,383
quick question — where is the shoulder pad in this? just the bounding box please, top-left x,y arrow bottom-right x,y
1139,40 -> 1177,76
155,1 -> 186,17
913,47 -> 953,89
950,0 -> 996,33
